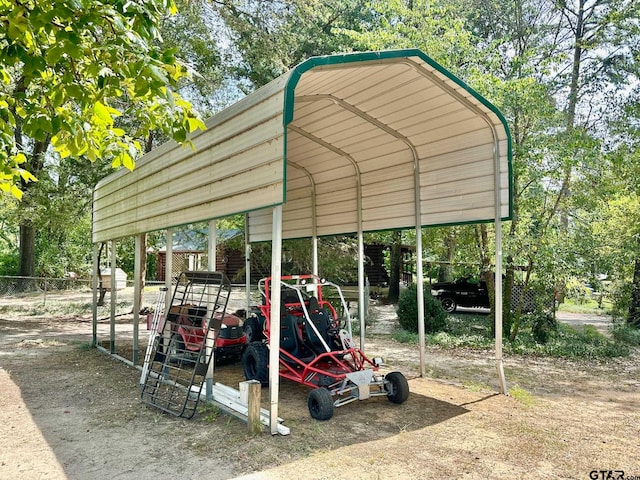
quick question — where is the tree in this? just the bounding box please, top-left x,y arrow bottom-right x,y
1,0 -> 206,276
213,0 -> 370,89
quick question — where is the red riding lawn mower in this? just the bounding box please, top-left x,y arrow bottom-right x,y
241,274 -> 409,420
167,304 -> 247,365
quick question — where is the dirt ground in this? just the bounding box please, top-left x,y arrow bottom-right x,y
1,299 -> 639,480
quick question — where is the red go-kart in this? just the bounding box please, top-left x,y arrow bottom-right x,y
241,275 -> 409,420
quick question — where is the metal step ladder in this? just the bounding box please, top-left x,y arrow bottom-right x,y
140,271 -> 231,418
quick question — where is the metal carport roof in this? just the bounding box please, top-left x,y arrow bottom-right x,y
92,49 -> 512,434
93,49 -> 511,243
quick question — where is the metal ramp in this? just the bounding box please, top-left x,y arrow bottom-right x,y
141,271 -> 231,418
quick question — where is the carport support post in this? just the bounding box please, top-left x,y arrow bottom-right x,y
110,240 -> 117,354
245,213 -> 252,312
206,220 -> 217,401
133,234 -> 144,364
492,121 -> 508,394
358,232 -> 366,351
416,227 -> 426,377
494,220 -> 508,394
92,243 -> 99,347
269,205 -> 283,435
163,228 -> 173,375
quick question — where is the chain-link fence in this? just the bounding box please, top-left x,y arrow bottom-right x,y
0,275 -> 93,296
0,276 -> 168,314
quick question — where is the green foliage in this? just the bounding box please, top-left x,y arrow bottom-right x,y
529,312 -> 557,344
244,235 -> 360,284
216,0 -> 369,89
0,251 -> 18,275
610,322 -> 640,346
0,0 -> 206,198
397,283 -> 447,334
393,309 -> 633,360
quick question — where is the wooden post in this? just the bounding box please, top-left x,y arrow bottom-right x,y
243,380 -> 262,433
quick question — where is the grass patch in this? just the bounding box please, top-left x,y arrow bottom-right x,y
557,299 -> 611,315
508,384 -> 534,406
198,403 -> 222,423
610,322 -> 640,346
392,311 -> 637,360
1,299 -> 132,318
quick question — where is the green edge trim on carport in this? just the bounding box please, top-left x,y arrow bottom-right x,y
281,48 -> 514,222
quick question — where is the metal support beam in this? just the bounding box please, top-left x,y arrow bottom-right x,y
268,205 -> 283,435
415,227 -> 426,377
133,234 -> 143,364
245,214 -> 251,313
207,220 -> 217,401
109,240 -> 117,354
92,243 -> 99,347
164,228 -> 173,359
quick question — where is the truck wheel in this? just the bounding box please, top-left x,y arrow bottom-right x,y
242,342 -> 269,386
440,297 -> 457,313
385,371 -> 409,404
308,387 -> 334,421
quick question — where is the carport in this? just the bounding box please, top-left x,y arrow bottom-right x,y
92,49 -> 512,434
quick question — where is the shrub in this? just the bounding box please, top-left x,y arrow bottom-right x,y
397,283 -> 447,333
529,312 -> 557,344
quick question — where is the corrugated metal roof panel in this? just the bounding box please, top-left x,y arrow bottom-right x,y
93,49 -> 512,245
93,77 -> 288,242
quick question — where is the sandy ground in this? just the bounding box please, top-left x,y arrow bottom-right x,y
0,298 -> 639,479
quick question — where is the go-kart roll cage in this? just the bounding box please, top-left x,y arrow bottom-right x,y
255,275 -> 391,408
257,274 -> 353,352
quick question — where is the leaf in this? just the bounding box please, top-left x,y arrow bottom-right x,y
65,84 -> 84,99
121,153 -> 135,171
187,117 -> 206,133
19,169 -> 37,183
45,45 -> 66,65
10,185 -> 23,200
93,101 -> 113,126
134,76 -> 150,97
1,68 -> 11,85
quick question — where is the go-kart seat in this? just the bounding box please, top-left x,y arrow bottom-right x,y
304,296 -> 333,353
279,312 -> 315,363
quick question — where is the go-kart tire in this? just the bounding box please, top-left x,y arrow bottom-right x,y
308,387 -> 334,421
385,371 -> 409,404
243,317 -> 264,343
242,342 -> 269,386
440,297 -> 457,313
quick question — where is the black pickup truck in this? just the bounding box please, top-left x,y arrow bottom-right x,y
430,277 -> 490,312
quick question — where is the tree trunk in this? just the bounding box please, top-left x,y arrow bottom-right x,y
387,230 -> 402,303
16,137 -> 49,278
628,236 -> 640,328
557,0 -> 586,304
438,229 -> 456,282
18,221 -> 36,277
